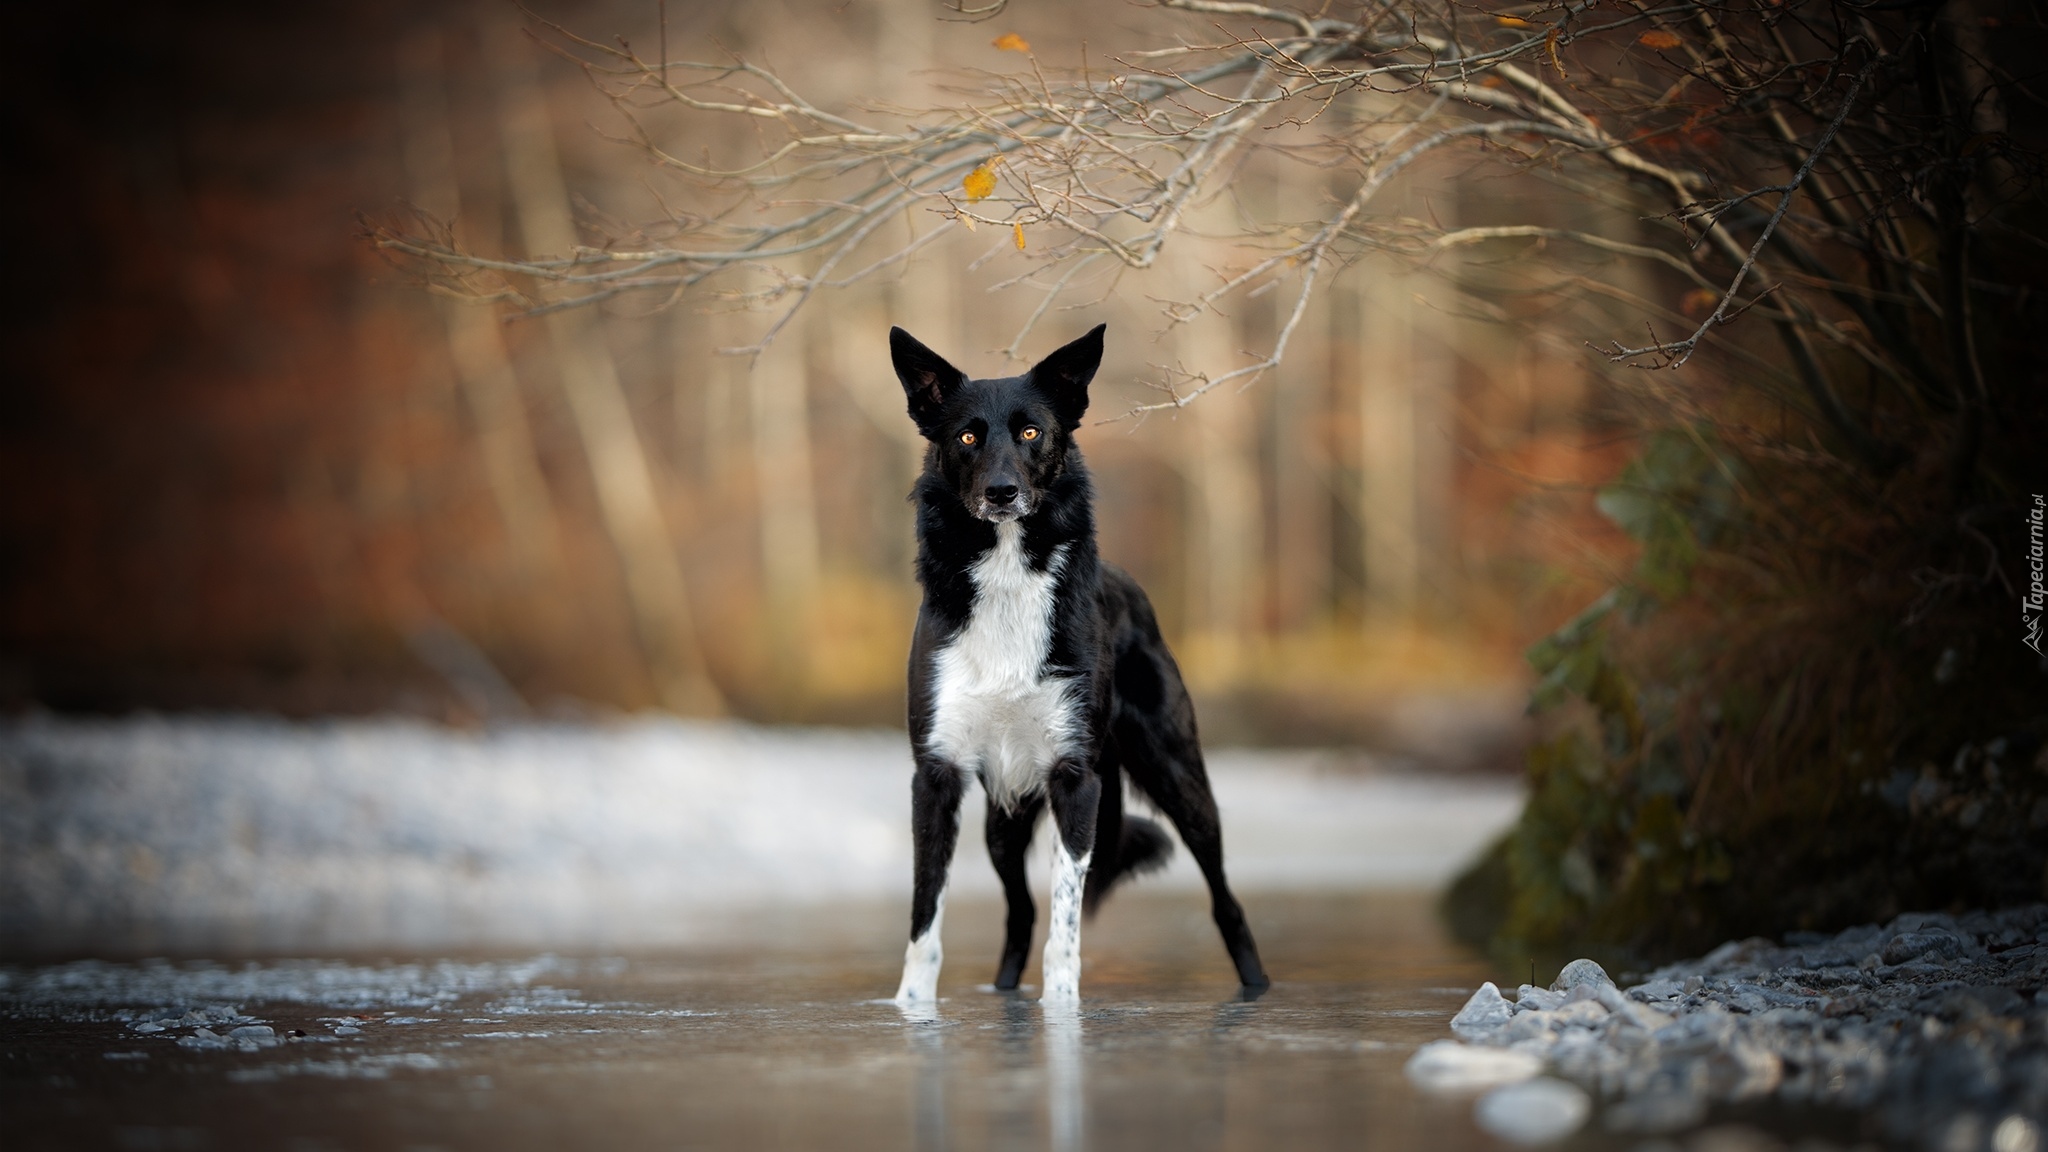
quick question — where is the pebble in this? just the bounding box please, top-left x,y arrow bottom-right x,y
1403,1039 -> 1543,1091
1410,903 -> 2048,1150
1474,1077 -> 1591,1144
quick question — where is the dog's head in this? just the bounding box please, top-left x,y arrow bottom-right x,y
890,324 -> 1104,523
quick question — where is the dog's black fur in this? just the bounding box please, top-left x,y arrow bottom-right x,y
892,323 -> 1268,993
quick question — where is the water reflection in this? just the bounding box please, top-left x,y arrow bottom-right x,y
1045,1000 -> 1084,1152
906,1010 -> 947,1152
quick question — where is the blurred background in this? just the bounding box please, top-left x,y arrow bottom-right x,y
0,0 -> 1634,958
0,0 -> 1626,751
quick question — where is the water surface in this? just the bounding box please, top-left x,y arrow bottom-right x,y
6,891 -> 1565,1151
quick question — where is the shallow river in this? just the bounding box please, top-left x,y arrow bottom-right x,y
2,890 -> 1590,1151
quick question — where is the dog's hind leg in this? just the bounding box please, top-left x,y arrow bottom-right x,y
1041,759 -> 1101,1003
896,756 -> 965,1008
985,791 -> 1044,990
1125,745 -> 1269,990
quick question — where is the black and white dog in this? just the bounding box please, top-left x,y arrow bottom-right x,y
888,323 -> 1268,1006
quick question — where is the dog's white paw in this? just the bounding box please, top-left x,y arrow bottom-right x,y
895,928 -> 943,1007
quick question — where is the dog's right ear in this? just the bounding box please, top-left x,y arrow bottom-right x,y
891,327 -> 966,435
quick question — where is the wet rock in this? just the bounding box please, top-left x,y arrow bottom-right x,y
1551,959 -> 1613,993
1594,984 -> 1668,1030
1884,931 -> 1964,966
1450,982 -> 1513,1040
1473,1077 -> 1590,1144
1631,979 -> 1686,1003
176,1027 -> 229,1050
1404,1039 -> 1543,1091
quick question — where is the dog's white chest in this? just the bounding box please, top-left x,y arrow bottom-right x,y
925,522 -> 1079,810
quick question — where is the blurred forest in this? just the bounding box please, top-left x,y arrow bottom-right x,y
0,0 -> 1628,754
9,0 -> 2043,962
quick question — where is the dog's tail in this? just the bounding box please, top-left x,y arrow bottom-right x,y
1083,815 -> 1175,916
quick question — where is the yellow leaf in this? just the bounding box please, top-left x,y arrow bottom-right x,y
962,165 -> 997,202
1638,30 -> 1682,50
1013,221 -> 1026,250
992,32 -> 1030,52
1495,15 -> 1533,29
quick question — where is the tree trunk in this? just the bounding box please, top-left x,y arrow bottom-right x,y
1180,261 -> 1260,683
748,310 -> 823,695
489,13 -> 723,715
1357,265 -> 1422,622
397,27 -> 561,585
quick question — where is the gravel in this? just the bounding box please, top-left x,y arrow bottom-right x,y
1407,905 -> 2048,1150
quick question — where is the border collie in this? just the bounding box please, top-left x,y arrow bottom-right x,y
888,323 -> 1269,1006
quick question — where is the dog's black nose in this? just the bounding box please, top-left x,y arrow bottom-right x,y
986,484 -> 1018,506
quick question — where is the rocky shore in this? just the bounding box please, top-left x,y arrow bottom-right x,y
1408,905 -> 2048,1149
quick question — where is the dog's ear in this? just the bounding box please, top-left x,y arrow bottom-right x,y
891,326 -> 966,435
1028,324 -> 1105,430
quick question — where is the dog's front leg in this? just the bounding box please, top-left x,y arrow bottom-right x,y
896,757 -> 965,1008
1041,759 -> 1101,1003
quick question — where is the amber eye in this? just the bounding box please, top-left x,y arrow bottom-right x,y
959,430 -> 977,446
1020,426 -> 1040,441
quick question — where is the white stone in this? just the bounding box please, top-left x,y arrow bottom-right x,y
1550,958 -> 1613,993
1403,1040 -> 1544,1092
1474,1077 -> 1592,1144
1551,999 -> 1609,1029
1450,981 -> 1514,1040
1994,1115 -> 2041,1152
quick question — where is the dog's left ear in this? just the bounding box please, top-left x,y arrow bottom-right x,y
1029,323 -> 1105,430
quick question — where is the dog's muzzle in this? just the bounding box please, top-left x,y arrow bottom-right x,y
976,500 -> 1033,523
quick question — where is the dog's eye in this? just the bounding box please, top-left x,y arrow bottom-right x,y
1020,427 -> 1040,442
959,431 -> 977,446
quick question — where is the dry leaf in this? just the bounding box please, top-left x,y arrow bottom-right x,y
1013,222 -> 1027,250
1638,30 -> 1682,50
962,165 -> 997,202
1495,15 -> 1533,29
992,32 -> 1030,52
1680,288 -> 1719,318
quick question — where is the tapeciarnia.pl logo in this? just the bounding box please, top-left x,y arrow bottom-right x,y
2027,493 -> 2045,657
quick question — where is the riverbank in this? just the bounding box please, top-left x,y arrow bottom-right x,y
1412,905 -> 2048,1149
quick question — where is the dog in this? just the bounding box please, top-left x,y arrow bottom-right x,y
888,323 -> 1268,1007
